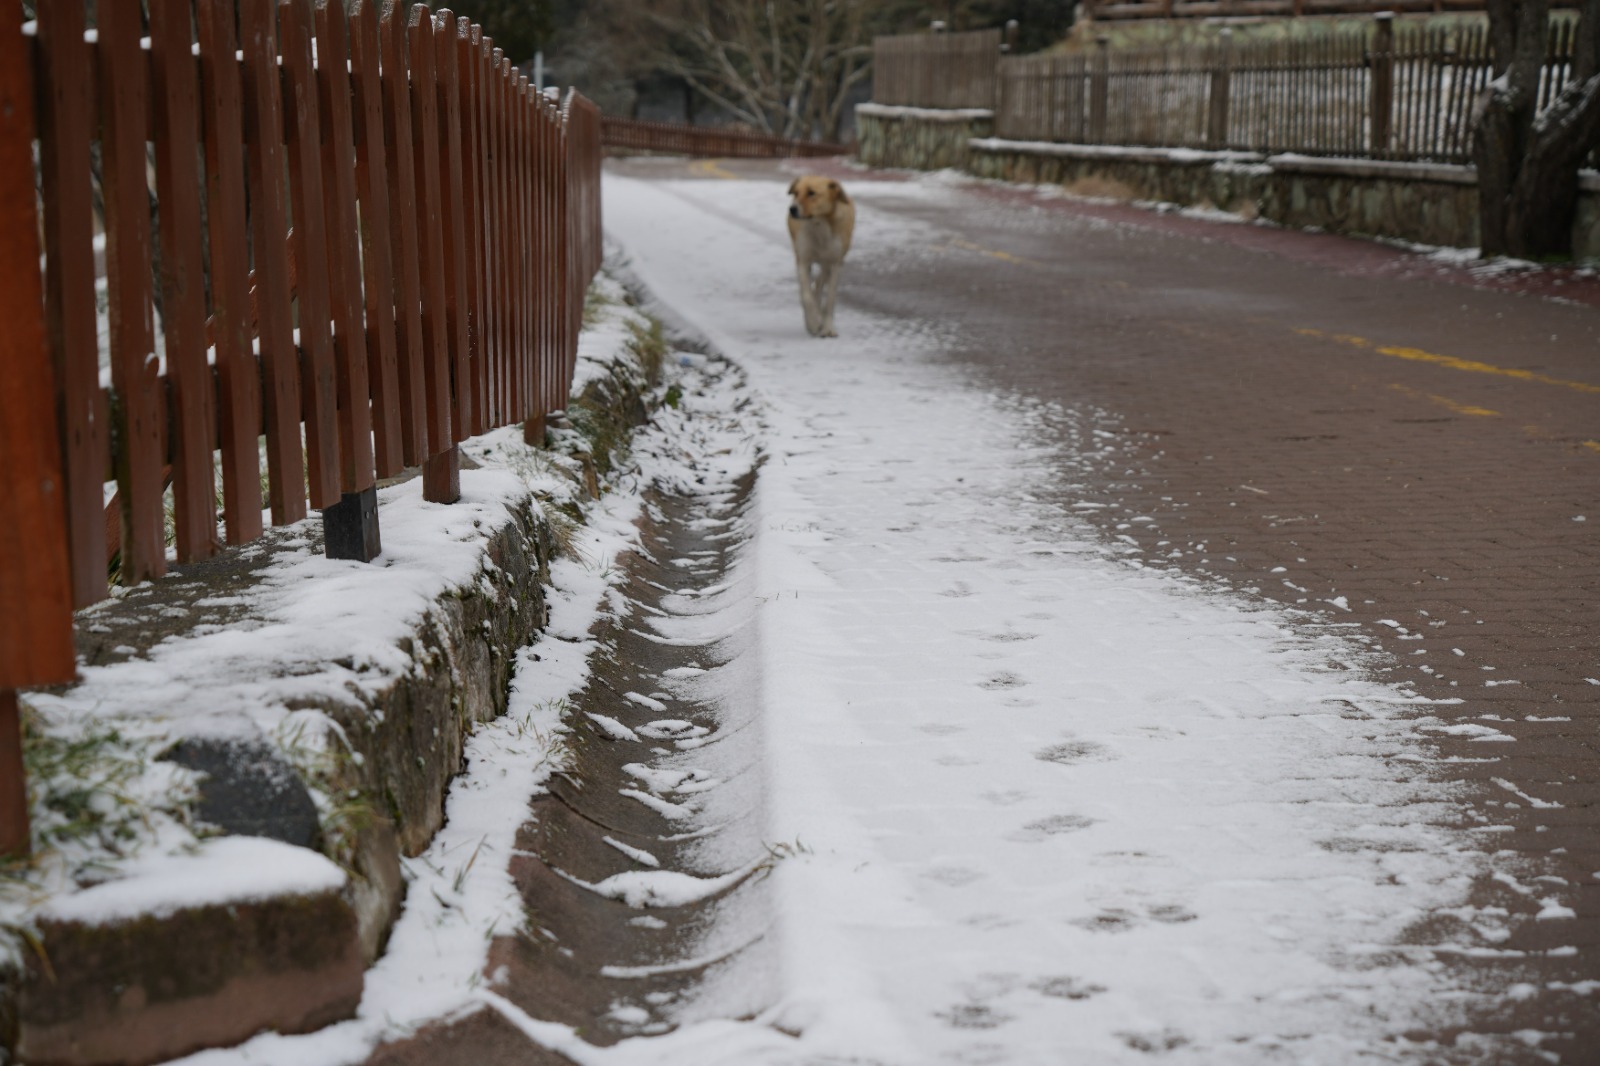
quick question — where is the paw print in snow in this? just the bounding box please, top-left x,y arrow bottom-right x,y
1034,739 -> 1112,764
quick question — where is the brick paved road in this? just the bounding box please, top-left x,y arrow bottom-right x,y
782,160 -> 1600,1060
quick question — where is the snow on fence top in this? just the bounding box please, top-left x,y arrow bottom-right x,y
0,0 -> 603,856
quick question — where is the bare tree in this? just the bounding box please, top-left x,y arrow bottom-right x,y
1474,0 -> 1600,259
647,0 -> 880,141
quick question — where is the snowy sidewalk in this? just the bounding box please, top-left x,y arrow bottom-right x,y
596,169 -> 1503,1065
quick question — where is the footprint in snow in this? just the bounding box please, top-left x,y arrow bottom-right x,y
981,789 -> 1031,806
924,866 -> 984,887
977,630 -> 1038,643
1030,975 -> 1106,1000
979,672 -> 1027,691
1011,814 -> 1097,841
1147,903 -> 1197,924
1119,1028 -> 1191,1053
919,723 -> 964,736
935,1003 -> 1012,1030
1034,740 -> 1113,764
1073,908 -> 1139,933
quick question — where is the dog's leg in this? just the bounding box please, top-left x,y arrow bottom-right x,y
795,260 -> 823,336
816,262 -> 841,338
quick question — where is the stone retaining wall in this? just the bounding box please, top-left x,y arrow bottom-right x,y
867,112 -> 1600,259
856,103 -> 994,171
2,303 -> 660,1066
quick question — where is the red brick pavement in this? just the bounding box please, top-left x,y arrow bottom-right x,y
835,172 -> 1600,1062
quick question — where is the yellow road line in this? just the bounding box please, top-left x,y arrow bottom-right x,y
1296,328 -> 1600,396
690,158 -> 739,180
1387,383 -> 1499,417
949,237 -> 1033,265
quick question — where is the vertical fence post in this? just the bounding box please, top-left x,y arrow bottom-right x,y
1208,28 -> 1233,149
1370,12 -> 1394,157
35,0 -> 107,609
0,0 -> 78,858
1089,36 -> 1110,143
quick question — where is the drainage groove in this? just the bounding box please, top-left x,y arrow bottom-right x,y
484,468 -> 776,1044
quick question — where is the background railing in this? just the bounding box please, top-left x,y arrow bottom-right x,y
995,18 -> 1582,162
872,28 -> 1004,109
0,0 -> 604,857
874,15 -> 1583,165
601,115 -> 848,158
1081,0 -> 1581,20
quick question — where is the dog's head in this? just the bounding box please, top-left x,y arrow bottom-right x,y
788,175 -> 850,220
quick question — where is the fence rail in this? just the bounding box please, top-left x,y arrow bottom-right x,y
873,28 -> 1004,109
872,15 -> 1585,166
988,16 -> 1581,164
601,115 -> 848,158
1082,0 -> 1581,20
0,0 -> 603,857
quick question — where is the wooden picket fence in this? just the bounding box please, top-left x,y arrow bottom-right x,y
1081,0 -> 1581,20
601,115 -> 848,158
0,0 -> 603,857
873,28 -> 1005,109
985,16 -> 1583,163
870,15 -> 1585,165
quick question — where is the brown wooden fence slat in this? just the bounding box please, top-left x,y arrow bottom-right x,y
350,0 -> 403,478
487,47 -> 506,428
150,0 -> 220,563
435,12 -> 472,443
36,0 -> 107,607
408,7 -> 452,459
479,42 -> 500,429
464,19 -> 486,432
0,0 -> 76,695
509,75 -> 525,425
550,92 -> 565,417
242,0 -> 308,524
316,0 -> 377,495
198,0 -> 265,547
549,93 -> 563,419
100,0 -> 167,581
540,95 -> 557,423
381,0 -> 429,464
281,0 -> 342,510
558,94 -> 575,401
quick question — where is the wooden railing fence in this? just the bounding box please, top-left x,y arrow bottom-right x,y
996,16 -> 1583,161
1082,0 -> 1581,21
873,28 -> 1004,109
601,115 -> 848,158
883,15 -> 1584,164
0,0 -> 603,857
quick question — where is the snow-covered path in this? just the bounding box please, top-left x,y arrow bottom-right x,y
601,169 -> 1492,1064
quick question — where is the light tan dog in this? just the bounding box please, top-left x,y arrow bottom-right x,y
787,175 -> 855,338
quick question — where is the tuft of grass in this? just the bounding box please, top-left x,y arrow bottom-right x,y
625,317 -> 667,384
273,713 -> 376,866
4,704 -> 188,880
754,837 -> 812,878
582,284 -> 613,329
537,499 -> 583,561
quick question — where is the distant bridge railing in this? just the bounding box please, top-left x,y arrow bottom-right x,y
601,115 -> 849,158
0,0 -> 603,858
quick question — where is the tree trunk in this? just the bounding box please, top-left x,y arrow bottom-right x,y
1475,0 -> 1600,259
